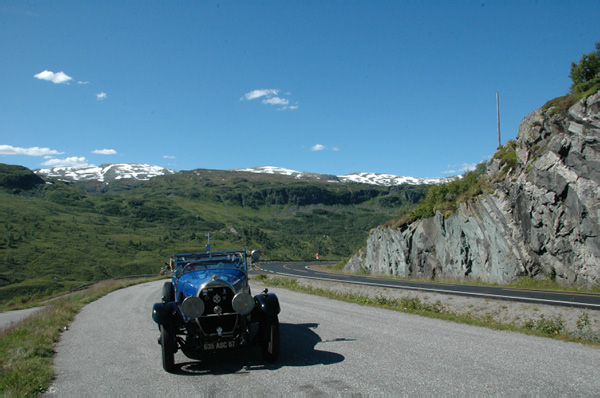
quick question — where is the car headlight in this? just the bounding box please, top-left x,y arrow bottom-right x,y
181,296 -> 205,318
232,292 -> 254,315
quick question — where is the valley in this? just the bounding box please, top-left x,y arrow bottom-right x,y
0,163 -> 429,308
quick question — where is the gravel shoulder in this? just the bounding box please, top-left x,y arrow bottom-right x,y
275,275 -> 600,338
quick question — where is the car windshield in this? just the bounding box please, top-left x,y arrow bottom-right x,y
174,251 -> 246,273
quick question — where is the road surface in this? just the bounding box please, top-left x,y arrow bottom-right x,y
260,261 -> 600,310
0,307 -> 43,331
48,279 -> 600,395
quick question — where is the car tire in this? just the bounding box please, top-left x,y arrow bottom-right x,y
160,325 -> 176,372
259,314 -> 280,363
162,282 -> 175,303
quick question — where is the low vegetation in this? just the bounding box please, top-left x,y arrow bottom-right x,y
544,42 -> 600,115
385,161 -> 488,229
569,42 -> 600,97
492,140 -> 518,178
0,277 -> 160,395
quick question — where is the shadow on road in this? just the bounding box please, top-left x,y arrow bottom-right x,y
173,322 -> 347,375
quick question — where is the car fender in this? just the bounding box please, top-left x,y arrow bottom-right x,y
254,292 -> 280,317
152,301 -> 179,326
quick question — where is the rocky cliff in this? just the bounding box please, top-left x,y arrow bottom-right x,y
344,92 -> 600,287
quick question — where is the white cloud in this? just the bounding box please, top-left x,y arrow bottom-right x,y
92,149 -> 117,155
77,81 -> 89,85
34,70 -> 73,84
163,155 -> 176,159
96,92 -> 107,101
311,144 -> 326,151
241,88 -> 298,111
0,145 -> 63,156
241,89 -> 279,101
262,97 -> 289,105
442,162 -> 477,175
459,163 -> 477,172
42,156 -> 90,167
332,147 -> 340,151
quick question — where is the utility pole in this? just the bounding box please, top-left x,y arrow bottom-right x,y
497,92 -> 501,148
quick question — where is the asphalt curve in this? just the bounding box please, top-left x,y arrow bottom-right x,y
48,280 -> 600,395
259,262 -> 600,310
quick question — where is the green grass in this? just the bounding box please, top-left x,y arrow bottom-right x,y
508,275 -> 600,293
386,162 -> 488,229
541,85 -> 599,116
254,275 -> 600,346
0,276 -> 161,395
492,140 -> 518,178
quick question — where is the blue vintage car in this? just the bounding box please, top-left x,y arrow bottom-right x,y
152,250 -> 280,372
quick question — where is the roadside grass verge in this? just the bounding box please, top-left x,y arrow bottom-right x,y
0,276 -> 161,395
253,274 -> 600,346
317,264 -> 600,294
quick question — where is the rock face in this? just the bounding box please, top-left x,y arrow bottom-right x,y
345,93 -> 600,287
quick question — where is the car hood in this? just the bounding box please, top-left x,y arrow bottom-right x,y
177,268 -> 247,297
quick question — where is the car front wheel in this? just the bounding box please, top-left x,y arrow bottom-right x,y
160,325 -> 175,372
259,314 -> 280,363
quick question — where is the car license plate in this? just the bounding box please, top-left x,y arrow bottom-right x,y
203,340 -> 236,350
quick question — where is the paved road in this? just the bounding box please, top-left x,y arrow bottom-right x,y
0,307 -> 43,331
48,279 -> 599,395
260,262 -> 600,310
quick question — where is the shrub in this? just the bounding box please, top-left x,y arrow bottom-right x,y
524,315 -> 564,335
569,41 -> 600,94
387,162 -> 487,228
545,42 -> 600,116
492,140 -> 518,177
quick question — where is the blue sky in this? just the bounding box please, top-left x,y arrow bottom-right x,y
1,1 -> 599,178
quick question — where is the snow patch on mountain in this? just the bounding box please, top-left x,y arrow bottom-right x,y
338,172 -> 447,186
34,163 -> 448,186
234,166 -> 304,177
35,163 -> 175,182
233,167 -> 449,186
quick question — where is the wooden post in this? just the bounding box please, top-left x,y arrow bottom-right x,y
496,92 -> 501,148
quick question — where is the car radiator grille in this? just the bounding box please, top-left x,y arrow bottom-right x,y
198,314 -> 238,335
197,286 -> 238,335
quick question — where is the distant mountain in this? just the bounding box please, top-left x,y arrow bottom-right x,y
233,166 -> 449,186
1,164 -> 46,190
34,163 -> 176,183
34,163 -> 448,186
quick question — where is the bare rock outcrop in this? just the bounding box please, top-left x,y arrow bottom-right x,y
345,92 -> 600,286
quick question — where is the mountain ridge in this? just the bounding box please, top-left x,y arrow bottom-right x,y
34,163 -> 176,183
34,163 -> 450,187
